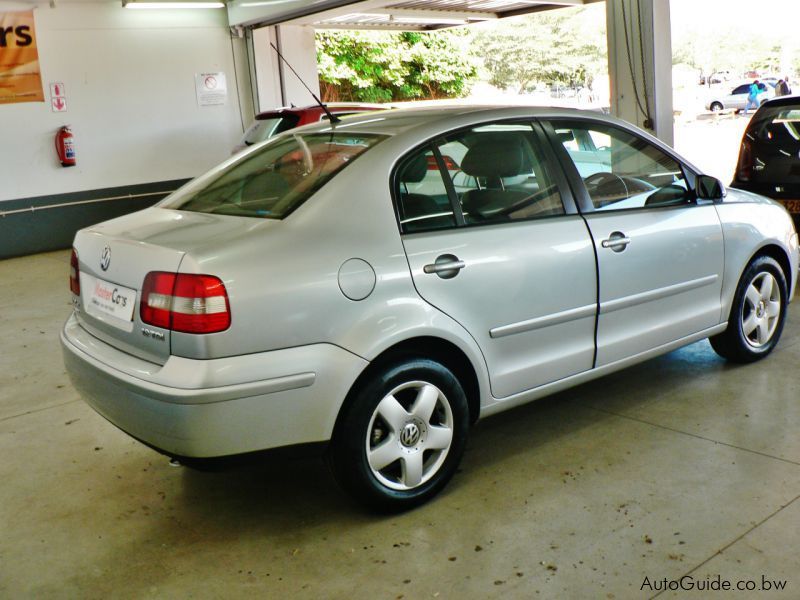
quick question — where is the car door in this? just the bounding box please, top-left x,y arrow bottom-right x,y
545,119 -> 725,367
396,121 -> 597,399
729,84 -> 751,110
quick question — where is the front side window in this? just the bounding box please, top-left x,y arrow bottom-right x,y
164,132 -> 386,219
551,121 -> 691,211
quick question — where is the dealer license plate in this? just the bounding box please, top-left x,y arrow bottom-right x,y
80,273 -> 137,326
782,199 -> 800,213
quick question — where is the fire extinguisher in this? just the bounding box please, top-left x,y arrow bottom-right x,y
55,126 -> 76,167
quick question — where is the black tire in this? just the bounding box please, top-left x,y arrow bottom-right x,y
329,357 -> 469,512
710,102 -> 723,113
710,255 -> 787,363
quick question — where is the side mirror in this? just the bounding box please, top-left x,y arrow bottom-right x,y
696,175 -> 726,201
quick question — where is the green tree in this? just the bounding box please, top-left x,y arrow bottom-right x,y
316,29 -> 478,102
473,7 -> 607,93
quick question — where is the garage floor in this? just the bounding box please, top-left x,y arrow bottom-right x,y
2,250 -> 799,599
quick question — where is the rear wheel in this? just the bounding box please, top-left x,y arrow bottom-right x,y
330,358 -> 469,511
710,256 -> 787,363
710,102 -> 723,113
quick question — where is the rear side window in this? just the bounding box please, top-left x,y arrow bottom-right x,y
396,147 -> 457,233
748,105 -> 800,145
164,132 -> 386,219
394,122 -> 565,233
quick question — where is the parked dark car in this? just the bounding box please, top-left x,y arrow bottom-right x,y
231,103 -> 385,154
732,95 -> 800,225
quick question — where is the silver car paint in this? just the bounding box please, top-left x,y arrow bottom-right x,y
402,217 -> 597,399
62,317 -> 368,456
585,204 -> 725,366
62,106 -> 799,459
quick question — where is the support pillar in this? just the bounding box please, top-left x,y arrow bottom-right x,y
250,24 -> 320,112
606,0 -> 674,146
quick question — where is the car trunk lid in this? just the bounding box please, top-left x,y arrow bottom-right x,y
72,208 -> 249,364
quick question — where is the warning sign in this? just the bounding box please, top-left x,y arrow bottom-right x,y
195,72 -> 227,106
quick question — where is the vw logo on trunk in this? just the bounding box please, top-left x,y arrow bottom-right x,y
100,246 -> 111,271
400,423 -> 421,447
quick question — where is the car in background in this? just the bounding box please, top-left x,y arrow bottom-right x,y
231,103 -> 385,154
706,81 -> 775,113
62,106 -> 798,510
732,95 -> 800,226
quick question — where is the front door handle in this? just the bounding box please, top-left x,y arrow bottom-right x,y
601,232 -> 631,252
423,254 -> 465,279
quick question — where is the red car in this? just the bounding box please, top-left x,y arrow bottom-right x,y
232,103 -> 385,154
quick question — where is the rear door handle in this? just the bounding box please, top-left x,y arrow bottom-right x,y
601,232 -> 631,252
423,254 -> 465,279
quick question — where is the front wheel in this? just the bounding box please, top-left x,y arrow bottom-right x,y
710,256 -> 787,363
329,358 -> 469,511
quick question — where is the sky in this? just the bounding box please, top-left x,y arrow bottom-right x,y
670,0 -> 800,37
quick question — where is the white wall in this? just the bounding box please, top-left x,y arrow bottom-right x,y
251,24 -> 320,112
278,25 -> 320,108
0,3 -> 247,202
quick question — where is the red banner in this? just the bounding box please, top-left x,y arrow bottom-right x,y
0,10 -> 44,104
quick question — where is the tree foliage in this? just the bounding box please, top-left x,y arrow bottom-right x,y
472,7 -> 607,92
316,30 -> 478,102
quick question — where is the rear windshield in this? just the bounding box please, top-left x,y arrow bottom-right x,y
242,115 -> 300,146
164,132 -> 386,219
749,105 -> 800,145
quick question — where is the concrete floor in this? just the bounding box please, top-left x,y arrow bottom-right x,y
2,250 -> 799,599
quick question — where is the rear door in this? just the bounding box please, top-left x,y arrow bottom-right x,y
545,118 -> 724,367
397,121 -> 597,399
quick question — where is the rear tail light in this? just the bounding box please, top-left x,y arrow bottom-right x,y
426,155 -> 459,170
69,248 -> 80,295
140,272 -> 231,334
735,136 -> 753,182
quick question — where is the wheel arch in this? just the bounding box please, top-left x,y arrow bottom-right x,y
752,243 -> 793,293
334,336 -> 482,441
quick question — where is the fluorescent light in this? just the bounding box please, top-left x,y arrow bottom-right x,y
238,0 -> 297,7
123,1 -> 225,8
391,15 -> 467,25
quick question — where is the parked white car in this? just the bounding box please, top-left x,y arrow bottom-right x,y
706,81 -> 775,113
62,106 -> 799,510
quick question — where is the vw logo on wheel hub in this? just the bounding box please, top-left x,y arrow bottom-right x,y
400,422 -> 421,447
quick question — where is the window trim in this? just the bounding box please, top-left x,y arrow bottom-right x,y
540,117 -> 700,215
390,118 -> 580,235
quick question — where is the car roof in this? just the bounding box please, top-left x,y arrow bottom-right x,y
255,103 -> 385,119
295,104 -> 614,137
759,94 -> 800,108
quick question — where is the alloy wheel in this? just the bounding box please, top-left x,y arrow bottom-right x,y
741,271 -> 781,348
365,381 -> 454,491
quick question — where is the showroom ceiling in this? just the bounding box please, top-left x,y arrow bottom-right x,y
230,0 -> 602,30
302,0 -> 602,30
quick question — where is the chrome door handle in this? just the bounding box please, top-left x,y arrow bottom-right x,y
601,232 -> 631,252
423,254 -> 465,279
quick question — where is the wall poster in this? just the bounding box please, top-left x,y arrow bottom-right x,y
0,10 -> 44,105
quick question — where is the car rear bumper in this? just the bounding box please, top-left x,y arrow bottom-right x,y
61,313 -> 368,458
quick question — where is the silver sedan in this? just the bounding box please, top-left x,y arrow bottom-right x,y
62,106 -> 799,510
